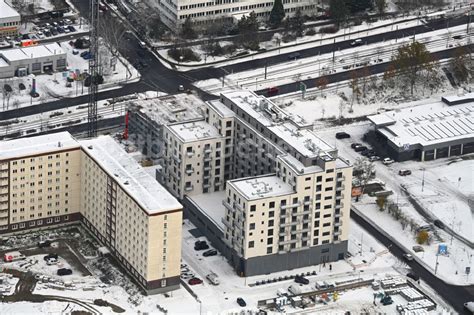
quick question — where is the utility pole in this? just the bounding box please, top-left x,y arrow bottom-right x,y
264,60 -> 268,80
434,254 -> 439,275
421,168 -> 425,192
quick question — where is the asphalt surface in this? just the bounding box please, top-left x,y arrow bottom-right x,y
351,210 -> 474,315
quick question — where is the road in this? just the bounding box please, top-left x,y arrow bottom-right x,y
351,209 -> 474,315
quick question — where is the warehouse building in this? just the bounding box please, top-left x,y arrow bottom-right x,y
367,93 -> 474,161
0,0 -> 20,40
0,43 -> 67,78
0,132 -> 182,294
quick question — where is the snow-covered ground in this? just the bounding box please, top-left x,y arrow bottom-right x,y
0,40 -> 140,112
194,24 -> 469,95
315,122 -> 474,285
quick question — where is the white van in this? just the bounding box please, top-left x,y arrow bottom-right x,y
206,273 -> 219,285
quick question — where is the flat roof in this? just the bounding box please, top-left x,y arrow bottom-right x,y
207,99 -> 235,118
278,154 -> 323,175
368,99 -> 474,148
187,191 -> 226,231
130,94 -> 204,125
269,124 -> 334,158
229,174 -> 294,200
81,136 -> 181,214
0,1 -> 20,19
0,132 -> 80,161
167,120 -> 220,142
0,43 -> 65,62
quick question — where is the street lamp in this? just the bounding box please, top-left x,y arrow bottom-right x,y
196,298 -> 202,315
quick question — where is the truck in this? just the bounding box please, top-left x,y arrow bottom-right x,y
288,284 -> 302,296
4,251 -> 26,262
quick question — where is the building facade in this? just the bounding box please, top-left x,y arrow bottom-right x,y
0,0 -> 20,40
0,43 -> 67,78
161,90 -> 353,276
0,132 -> 182,295
153,0 -> 320,30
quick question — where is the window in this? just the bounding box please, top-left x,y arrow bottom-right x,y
248,241 -> 254,248
322,232 -> 330,236
267,238 -> 273,245
250,205 -> 256,212
249,223 -> 255,230
269,211 -> 274,217
316,176 -> 322,182
269,201 -> 275,208
267,247 -> 272,254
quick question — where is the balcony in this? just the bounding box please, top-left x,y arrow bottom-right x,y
203,165 -> 212,171
203,183 -> 211,188
172,155 -> 181,163
337,176 -> 345,182
185,185 -> 193,192
280,221 -> 299,227
222,218 -> 232,229
335,195 -> 342,200
336,185 -> 345,191
204,148 -> 212,154
334,221 -> 342,227
279,238 -> 298,245
335,211 -> 343,217
234,202 -> 243,211
203,155 -> 212,162
333,230 -> 341,236
186,151 -> 194,158
185,168 -> 194,175
303,199 -> 312,206
335,203 -> 343,209
280,202 -> 301,210
222,200 -> 233,211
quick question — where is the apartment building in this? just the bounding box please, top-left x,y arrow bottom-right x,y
160,90 -> 352,276
0,132 -> 182,294
153,0 -> 320,30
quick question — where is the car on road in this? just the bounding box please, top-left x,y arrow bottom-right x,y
181,272 -> 195,279
288,52 -> 301,60
294,275 -> 309,285
382,157 -> 394,165
398,169 -> 411,176
57,268 -> 72,276
452,35 -> 463,40
335,132 -> 350,139
433,219 -> 445,229
406,272 -> 420,281
139,41 -> 147,49
351,143 -> 361,149
203,249 -> 217,257
236,297 -> 246,307
178,85 -> 185,92
188,277 -> 203,285
403,253 -> 414,261
38,240 -> 52,248
267,86 -> 279,96
350,39 -> 363,46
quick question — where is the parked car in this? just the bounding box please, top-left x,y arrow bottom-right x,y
369,155 -> 380,162
351,143 -> 361,149
294,275 -> 309,285
236,297 -> 246,307
37,32 -> 45,39
46,258 -> 58,265
354,145 -> 367,152
57,26 -> 65,33
203,249 -> 217,257
403,253 -> 414,261
180,263 -> 187,269
44,30 -> 51,37
72,49 -> 79,55
188,277 -> 203,285
68,25 -> 76,32
50,28 -> 58,36
398,169 -> 411,176
382,157 -> 394,165
433,220 -> 445,229
38,240 -> 52,248
206,273 -> 220,285
335,132 -> 350,139
43,253 -> 58,261
406,272 -> 419,281
194,241 -> 209,251
57,268 -> 73,276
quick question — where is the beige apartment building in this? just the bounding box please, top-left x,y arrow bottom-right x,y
163,90 -> 353,276
0,132 -> 182,294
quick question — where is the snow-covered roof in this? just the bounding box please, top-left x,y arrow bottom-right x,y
278,154 -> 323,175
0,1 -> 20,19
368,98 -> 474,148
221,90 -> 310,128
187,191 -> 226,231
0,132 -> 80,161
441,92 -> 474,105
167,120 -> 220,142
0,43 -> 65,62
131,94 -> 204,125
269,124 -> 334,158
0,56 -> 10,67
229,175 -> 294,200
81,136 -> 181,214
207,99 -> 235,118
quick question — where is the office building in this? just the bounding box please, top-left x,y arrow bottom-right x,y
0,0 -> 20,40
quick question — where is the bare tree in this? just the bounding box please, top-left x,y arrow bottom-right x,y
316,76 -> 329,96
353,157 -> 375,194
349,70 -> 360,110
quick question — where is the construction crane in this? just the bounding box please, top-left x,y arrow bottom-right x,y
87,0 -> 100,138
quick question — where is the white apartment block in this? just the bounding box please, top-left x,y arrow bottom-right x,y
161,90 -> 352,276
0,132 -> 182,294
154,0 -> 320,30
